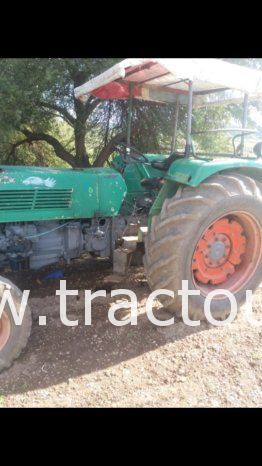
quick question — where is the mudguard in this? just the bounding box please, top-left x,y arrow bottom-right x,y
148,156 -> 262,228
165,157 -> 262,187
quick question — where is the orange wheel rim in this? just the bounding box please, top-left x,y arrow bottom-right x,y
191,213 -> 262,294
192,217 -> 246,285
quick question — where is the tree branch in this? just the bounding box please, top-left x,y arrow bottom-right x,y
20,129 -> 76,166
37,100 -> 76,126
6,138 -> 30,162
84,98 -> 101,120
93,132 -> 126,167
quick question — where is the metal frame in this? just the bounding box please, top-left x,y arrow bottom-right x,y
185,80 -> 193,158
185,87 -> 250,159
171,97 -> 180,153
240,93 -> 249,156
126,82 -> 134,153
125,77 -> 251,160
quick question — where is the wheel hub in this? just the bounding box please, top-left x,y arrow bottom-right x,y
204,233 -> 231,267
192,217 -> 246,285
208,240 -> 226,261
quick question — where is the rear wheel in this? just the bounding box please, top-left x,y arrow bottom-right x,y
144,173 -> 262,320
0,276 -> 32,372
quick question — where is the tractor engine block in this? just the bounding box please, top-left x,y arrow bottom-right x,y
0,217 -> 126,271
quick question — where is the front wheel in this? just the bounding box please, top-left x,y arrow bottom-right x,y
0,276 -> 32,372
144,173 -> 262,320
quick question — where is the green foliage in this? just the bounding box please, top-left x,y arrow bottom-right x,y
0,58 -> 118,166
191,106 -> 232,153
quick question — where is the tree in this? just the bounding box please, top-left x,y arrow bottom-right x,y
0,58 -> 125,167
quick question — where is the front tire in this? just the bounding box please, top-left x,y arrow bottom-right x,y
144,173 -> 262,320
0,276 -> 32,372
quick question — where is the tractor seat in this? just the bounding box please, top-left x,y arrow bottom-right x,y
151,153 -> 184,171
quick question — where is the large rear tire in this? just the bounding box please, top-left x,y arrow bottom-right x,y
144,173 -> 262,320
0,276 -> 32,372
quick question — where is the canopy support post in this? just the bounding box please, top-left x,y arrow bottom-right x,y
240,93 -> 248,156
171,97 -> 180,153
127,82 -> 134,154
185,80 -> 193,158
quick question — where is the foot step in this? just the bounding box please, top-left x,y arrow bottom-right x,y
113,248 -> 133,275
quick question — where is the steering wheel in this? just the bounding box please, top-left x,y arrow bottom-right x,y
232,130 -> 257,156
114,142 -> 149,163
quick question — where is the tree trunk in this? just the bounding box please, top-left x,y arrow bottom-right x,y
93,132 -> 126,167
74,121 -> 90,167
73,72 -> 91,167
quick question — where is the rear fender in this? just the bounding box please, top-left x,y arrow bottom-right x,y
148,157 -> 262,230
165,157 -> 262,187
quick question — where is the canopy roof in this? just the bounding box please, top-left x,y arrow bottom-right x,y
74,59 -> 262,107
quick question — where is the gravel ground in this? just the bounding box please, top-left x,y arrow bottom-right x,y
0,258 -> 262,407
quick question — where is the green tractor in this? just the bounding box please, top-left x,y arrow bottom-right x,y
1,58 -> 262,372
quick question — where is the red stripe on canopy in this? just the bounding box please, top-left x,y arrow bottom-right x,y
91,81 -> 142,100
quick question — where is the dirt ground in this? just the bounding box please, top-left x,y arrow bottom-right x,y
0,256 -> 262,407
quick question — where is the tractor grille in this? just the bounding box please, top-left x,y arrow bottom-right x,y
0,189 -> 73,211
0,190 -> 35,210
34,189 -> 73,209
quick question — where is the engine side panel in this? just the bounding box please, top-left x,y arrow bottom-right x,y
0,166 -> 127,223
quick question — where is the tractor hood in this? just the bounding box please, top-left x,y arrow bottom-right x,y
0,165 -> 127,223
